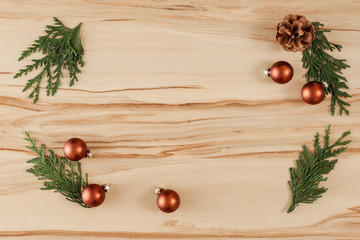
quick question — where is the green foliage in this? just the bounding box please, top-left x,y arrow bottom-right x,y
302,22 -> 351,115
14,18 -> 84,103
25,132 -> 89,208
287,125 -> 351,213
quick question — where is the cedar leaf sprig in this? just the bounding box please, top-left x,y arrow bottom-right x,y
287,125 -> 351,213
14,18 -> 84,103
302,22 -> 351,115
25,132 -> 89,208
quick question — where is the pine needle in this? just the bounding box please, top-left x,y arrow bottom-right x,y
25,132 -> 89,208
287,125 -> 351,213
302,22 -> 351,115
14,18 -> 84,104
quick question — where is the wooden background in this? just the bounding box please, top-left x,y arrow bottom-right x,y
0,0 -> 359,239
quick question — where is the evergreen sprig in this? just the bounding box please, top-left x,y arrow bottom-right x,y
302,22 -> 351,115
287,125 -> 351,213
25,132 -> 89,208
14,18 -> 84,103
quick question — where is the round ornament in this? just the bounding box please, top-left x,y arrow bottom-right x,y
266,61 -> 294,84
63,138 -> 91,161
156,188 -> 180,213
301,81 -> 326,105
82,184 -> 108,207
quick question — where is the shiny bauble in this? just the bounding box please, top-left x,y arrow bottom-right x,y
157,189 -> 180,213
301,81 -> 326,105
267,61 -> 294,84
81,184 -> 106,207
63,138 -> 88,161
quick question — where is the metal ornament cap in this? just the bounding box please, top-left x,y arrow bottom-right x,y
155,187 -> 164,195
102,184 -> 110,192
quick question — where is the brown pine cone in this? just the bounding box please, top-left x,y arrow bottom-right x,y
276,14 -> 315,52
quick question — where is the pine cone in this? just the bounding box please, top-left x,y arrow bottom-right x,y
276,14 -> 315,52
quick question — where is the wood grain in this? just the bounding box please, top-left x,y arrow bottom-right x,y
0,0 -> 360,239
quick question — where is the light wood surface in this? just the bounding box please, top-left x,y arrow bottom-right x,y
1,0 -> 360,239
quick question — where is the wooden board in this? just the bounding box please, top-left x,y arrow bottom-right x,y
1,0 -> 360,239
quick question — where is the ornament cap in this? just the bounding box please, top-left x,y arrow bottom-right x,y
102,184 -> 110,192
85,150 -> 92,158
155,187 -> 164,195
264,68 -> 271,77
322,81 -> 328,89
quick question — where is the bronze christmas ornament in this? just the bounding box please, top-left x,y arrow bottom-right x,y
156,188 -> 180,213
301,81 -> 326,105
82,184 -> 109,208
266,61 -> 294,84
63,138 -> 92,161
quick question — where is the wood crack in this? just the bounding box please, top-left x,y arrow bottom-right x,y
0,85 -> 202,93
